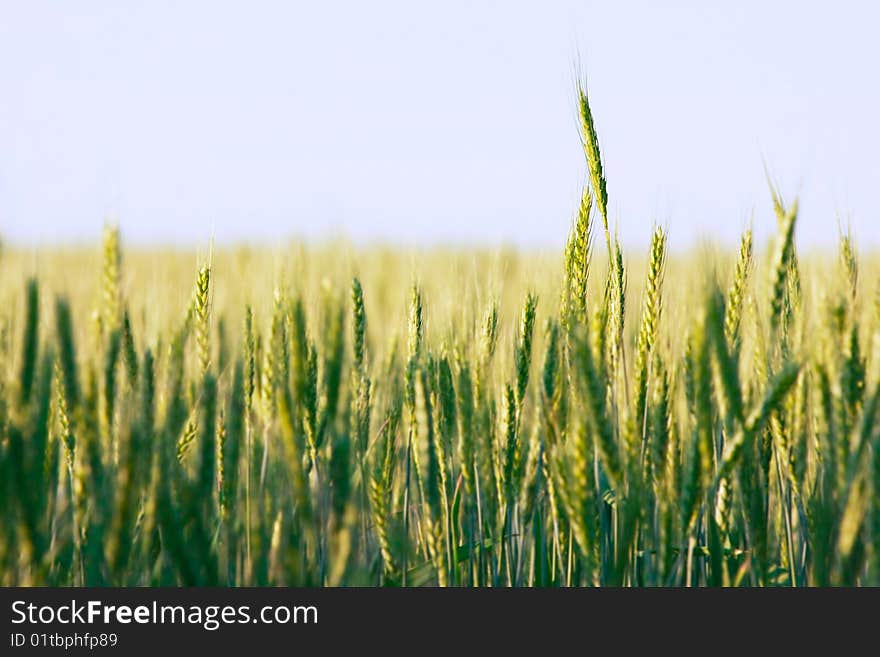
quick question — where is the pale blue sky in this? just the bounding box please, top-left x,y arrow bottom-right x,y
1,1 -> 878,249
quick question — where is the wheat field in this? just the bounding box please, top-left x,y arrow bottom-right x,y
1,87 -> 878,587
